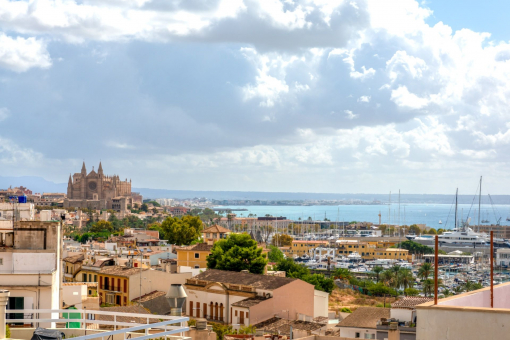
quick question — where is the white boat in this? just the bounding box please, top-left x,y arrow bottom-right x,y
439,220 -> 442,224
347,252 -> 362,262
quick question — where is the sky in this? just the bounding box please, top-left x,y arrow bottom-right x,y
0,0 -> 510,194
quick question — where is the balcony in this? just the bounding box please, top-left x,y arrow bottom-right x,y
100,285 -> 123,293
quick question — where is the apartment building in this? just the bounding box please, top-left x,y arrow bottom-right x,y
176,243 -> 213,269
291,240 -> 329,256
0,220 -> 62,328
184,269 -> 325,326
202,225 -> 231,244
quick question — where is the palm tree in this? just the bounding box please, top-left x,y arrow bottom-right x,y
381,270 -> 396,288
442,288 -> 453,297
422,279 -> 434,297
373,266 -> 384,283
418,263 -> 433,280
398,269 -> 414,293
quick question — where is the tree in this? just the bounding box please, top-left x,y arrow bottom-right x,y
428,228 -> 437,235
271,234 -> 293,247
333,268 -> 352,281
404,288 -> 420,296
303,273 -> 334,293
396,240 -> 434,255
276,258 -> 310,278
152,208 -> 158,214
161,216 -> 203,245
408,224 -> 421,235
418,263 -> 433,280
373,266 -> 384,283
268,246 -> 285,263
90,220 -> 113,233
207,233 -> 268,274
398,269 -> 414,293
422,279 -> 434,297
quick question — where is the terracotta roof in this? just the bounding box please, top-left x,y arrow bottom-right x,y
92,259 -> 113,267
202,225 -> 231,233
253,317 -> 324,335
178,243 -> 213,252
232,296 -> 268,308
293,241 -> 329,244
391,297 -> 433,310
336,307 -> 390,329
98,306 -> 159,323
63,254 -> 84,263
191,269 -> 297,290
99,265 -> 147,277
131,290 -> 166,303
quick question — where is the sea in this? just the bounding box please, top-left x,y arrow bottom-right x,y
215,204 -> 510,229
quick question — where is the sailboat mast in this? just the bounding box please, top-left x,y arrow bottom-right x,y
478,176 -> 482,233
455,188 -> 458,230
398,189 -> 401,240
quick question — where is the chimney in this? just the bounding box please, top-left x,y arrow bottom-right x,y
166,284 -> 187,316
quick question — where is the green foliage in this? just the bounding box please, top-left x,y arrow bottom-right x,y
207,233 -> 268,274
6,325 -> 10,338
408,224 -> 421,235
372,266 -> 384,283
404,288 -> 420,296
418,263 -> 433,280
141,203 -> 149,212
340,307 -> 352,313
276,258 -> 334,293
146,201 -> 161,207
427,228 -> 437,235
161,216 -> 203,245
211,323 -> 233,340
187,318 -> 196,327
396,240 -> 435,255
368,282 -> 397,296
268,246 -> 285,263
239,325 -> 256,334
333,268 -> 353,281
271,234 -> 293,247
90,220 -> 113,233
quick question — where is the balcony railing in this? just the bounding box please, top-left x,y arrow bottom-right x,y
6,309 -> 190,340
101,285 -> 123,292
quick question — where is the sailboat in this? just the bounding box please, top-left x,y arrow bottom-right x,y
438,220 -> 443,224
481,211 -> 489,224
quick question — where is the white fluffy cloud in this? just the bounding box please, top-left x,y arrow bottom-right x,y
0,33 -> 51,71
2,0 -> 510,192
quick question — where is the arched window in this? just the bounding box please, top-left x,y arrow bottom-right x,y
219,303 -> 224,321
215,303 -> 219,321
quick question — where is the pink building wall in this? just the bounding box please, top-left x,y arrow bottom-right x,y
249,280 -> 314,325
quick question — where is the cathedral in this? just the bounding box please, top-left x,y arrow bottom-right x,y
65,162 -> 133,211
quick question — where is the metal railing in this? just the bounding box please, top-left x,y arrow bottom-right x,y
5,309 -> 190,340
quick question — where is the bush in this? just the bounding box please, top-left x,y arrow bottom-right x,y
188,318 -> 196,327
340,307 -> 352,313
6,325 -> 10,338
404,288 -> 420,296
375,303 -> 391,308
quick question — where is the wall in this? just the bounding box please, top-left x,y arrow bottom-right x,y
11,328 -> 146,340
63,284 -> 87,308
129,271 -> 191,301
339,327 -> 376,339
390,308 -> 412,322
313,290 -> 329,318
416,307 -> 510,340
178,266 -> 205,277
177,250 -> 209,268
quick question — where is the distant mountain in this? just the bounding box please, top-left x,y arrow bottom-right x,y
2,176 -> 510,204
0,176 -> 67,194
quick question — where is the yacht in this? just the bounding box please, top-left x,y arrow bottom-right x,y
437,228 -> 488,246
438,220 -> 442,224
347,251 -> 362,262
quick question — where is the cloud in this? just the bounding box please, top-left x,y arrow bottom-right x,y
0,107 -> 10,121
390,86 -> 429,109
0,33 -> 51,72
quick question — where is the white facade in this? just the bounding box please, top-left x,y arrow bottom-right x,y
496,248 -> 510,266
390,308 -> 413,322
0,202 -> 35,221
62,284 -> 87,309
40,210 -> 52,221
313,290 -> 329,318
339,327 -> 376,339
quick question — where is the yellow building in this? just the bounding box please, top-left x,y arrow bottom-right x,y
291,240 -> 329,256
202,225 -> 231,244
374,248 -> 409,260
63,254 -> 84,282
98,266 -> 145,307
176,243 -> 213,269
336,241 -> 377,259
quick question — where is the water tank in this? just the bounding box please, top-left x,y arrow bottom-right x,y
18,195 -> 27,203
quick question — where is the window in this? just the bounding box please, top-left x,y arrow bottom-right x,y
355,333 -> 360,338
94,275 -> 97,282
194,253 -> 200,259
364,334 -> 374,339
0,258 -> 3,265
89,274 -> 92,282
194,265 -> 200,269
83,274 -> 87,282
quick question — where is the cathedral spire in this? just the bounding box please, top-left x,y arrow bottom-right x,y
68,174 -> 72,185
98,161 -> 103,175
81,161 -> 87,174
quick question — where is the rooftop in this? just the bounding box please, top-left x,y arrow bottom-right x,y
293,240 -> 329,244
99,265 -> 147,277
336,307 -> 390,329
178,243 -> 213,252
191,269 -> 297,290
231,296 -> 268,308
253,317 -> 325,335
131,290 -> 167,303
98,305 -> 160,323
202,225 -> 231,233
392,297 -> 433,310
63,254 -> 84,263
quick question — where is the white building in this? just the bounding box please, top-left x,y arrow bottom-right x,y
336,307 -> 389,339
0,202 -> 35,221
0,221 -> 62,328
496,248 -> 510,266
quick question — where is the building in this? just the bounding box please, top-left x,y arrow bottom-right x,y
176,243 -> 213,269
416,282 -> 510,340
336,307 -> 390,339
63,254 -> 85,282
476,224 -> 510,239
64,162 -> 133,210
335,240 -> 376,258
496,248 -> 510,266
0,220 -> 62,328
374,248 -> 409,260
0,202 -> 35,221
166,206 -> 191,217
184,269 -> 326,326
202,225 -> 231,244
291,241 -> 329,256
390,296 -> 432,323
